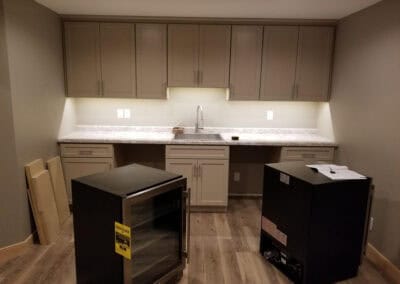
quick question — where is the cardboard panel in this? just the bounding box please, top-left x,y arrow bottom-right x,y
47,156 -> 70,225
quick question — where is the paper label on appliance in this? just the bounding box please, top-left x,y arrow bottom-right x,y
280,173 -> 290,185
115,222 -> 131,260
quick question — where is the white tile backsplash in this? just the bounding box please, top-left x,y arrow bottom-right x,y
61,88 -> 332,131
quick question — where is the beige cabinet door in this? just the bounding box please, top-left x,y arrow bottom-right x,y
100,23 -> 135,98
136,24 -> 167,99
229,25 -> 263,100
165,159 -> 198,205
168,24 -> 199,87
260,26 -> 299,101
64,22 -> 101,97
198,25 -> 231,87
197,160 -> 229,207
295,26 -> 334,101
62,158 -> 113,202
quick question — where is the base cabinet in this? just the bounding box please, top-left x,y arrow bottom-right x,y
60,144 -> 115,201
280,147 -> 335,163
165,145 -> 229,210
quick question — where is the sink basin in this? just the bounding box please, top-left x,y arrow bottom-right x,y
174,133 -> 223,141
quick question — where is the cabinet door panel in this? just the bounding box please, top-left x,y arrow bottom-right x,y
295,26 -> 334,101
136,24 -> 167,99
260,26 -> 299,101
198,25 -> 231,87
197,160 -> 229,207
229,25 -> 263,100
100,23 -> 135,98
65,22 -> 101,97
62,158 -> 113,202
165,159 -> 197,205
168,24 -> 199,87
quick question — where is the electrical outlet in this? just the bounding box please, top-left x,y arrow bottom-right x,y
369,217 -> 374,231
124,109 -> 131,119
117,109 -> 124,119
266,110 -> 274,121
233,172 -> 240,182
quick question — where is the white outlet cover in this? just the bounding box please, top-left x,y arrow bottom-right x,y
124,109 -> 131,119
266,110 -> 274,121
233,172 -> 240,182
117,109 -> 124,119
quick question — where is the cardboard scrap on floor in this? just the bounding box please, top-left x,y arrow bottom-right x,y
47,156 -> 70,225
30,170 -> 61,245
24,159 -> 47,244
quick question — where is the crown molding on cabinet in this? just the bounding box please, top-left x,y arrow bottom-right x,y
60,15 -> 338,26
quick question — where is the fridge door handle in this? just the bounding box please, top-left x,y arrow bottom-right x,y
183,187 -> 191,263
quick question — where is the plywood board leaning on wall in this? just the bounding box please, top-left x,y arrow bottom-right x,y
47,156 -> 70,225
30,170 -> 60,245
24,159 -> 46,244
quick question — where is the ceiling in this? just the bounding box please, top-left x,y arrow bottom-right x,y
35,0 -> 381,19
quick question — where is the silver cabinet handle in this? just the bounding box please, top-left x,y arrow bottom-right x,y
292,84 -> 296,99
294,84 -> 299,99
198,70 -> 202,85
79,150 -> 93,156
162,82 -> 167,98
185,187 -> 191,263
302,153 -> 316,159
97,80 -> 102,96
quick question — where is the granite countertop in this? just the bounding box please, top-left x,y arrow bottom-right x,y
58,125 -> 337,147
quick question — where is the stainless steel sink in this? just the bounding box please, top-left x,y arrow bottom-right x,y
174,133 -> 223,141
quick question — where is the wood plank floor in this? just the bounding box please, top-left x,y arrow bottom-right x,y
0,199 -> 389,284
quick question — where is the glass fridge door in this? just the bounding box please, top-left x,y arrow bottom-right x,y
123,178 -> 187,284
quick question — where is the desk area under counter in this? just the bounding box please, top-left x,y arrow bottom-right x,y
58,127 -> 336,211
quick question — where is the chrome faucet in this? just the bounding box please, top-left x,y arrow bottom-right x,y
195,105 -> 204,132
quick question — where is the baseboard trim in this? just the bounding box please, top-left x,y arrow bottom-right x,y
191,206 -> 227,213
229,193 -> 262,199
366,243 -> 400,284
0,234 -> 34,264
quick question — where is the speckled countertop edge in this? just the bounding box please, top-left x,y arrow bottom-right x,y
58,125 -> 337,147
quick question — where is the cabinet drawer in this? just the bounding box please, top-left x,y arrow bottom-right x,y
60,144 -> 114,158
280,147 -> 334,162
166,145 -> 229,160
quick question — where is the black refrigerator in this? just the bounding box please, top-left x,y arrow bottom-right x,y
260,162 -> 373,284
72,164 -> 189,284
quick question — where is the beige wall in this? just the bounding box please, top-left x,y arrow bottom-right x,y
0,0 -> 65,247
331,0 -> 400,266
0,0 -> 27,247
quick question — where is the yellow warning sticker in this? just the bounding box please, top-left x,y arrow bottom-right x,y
115,222 -> 131,260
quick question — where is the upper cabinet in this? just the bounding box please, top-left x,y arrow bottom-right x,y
198,25 -> 231,87
65,22 -> 135,98
136,24 -> 168,99
167,24 -> 231,87
260,26 -> 299,101
63,21 -> 334,101
168,24 -> 199,87
100,23 -> 136,98
65,22 -> 102,97
294,26 -> 334,101
229,25 -> 263,100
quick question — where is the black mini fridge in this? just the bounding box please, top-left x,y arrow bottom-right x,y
260,162 -> 373,284
72,164 -> 190,284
